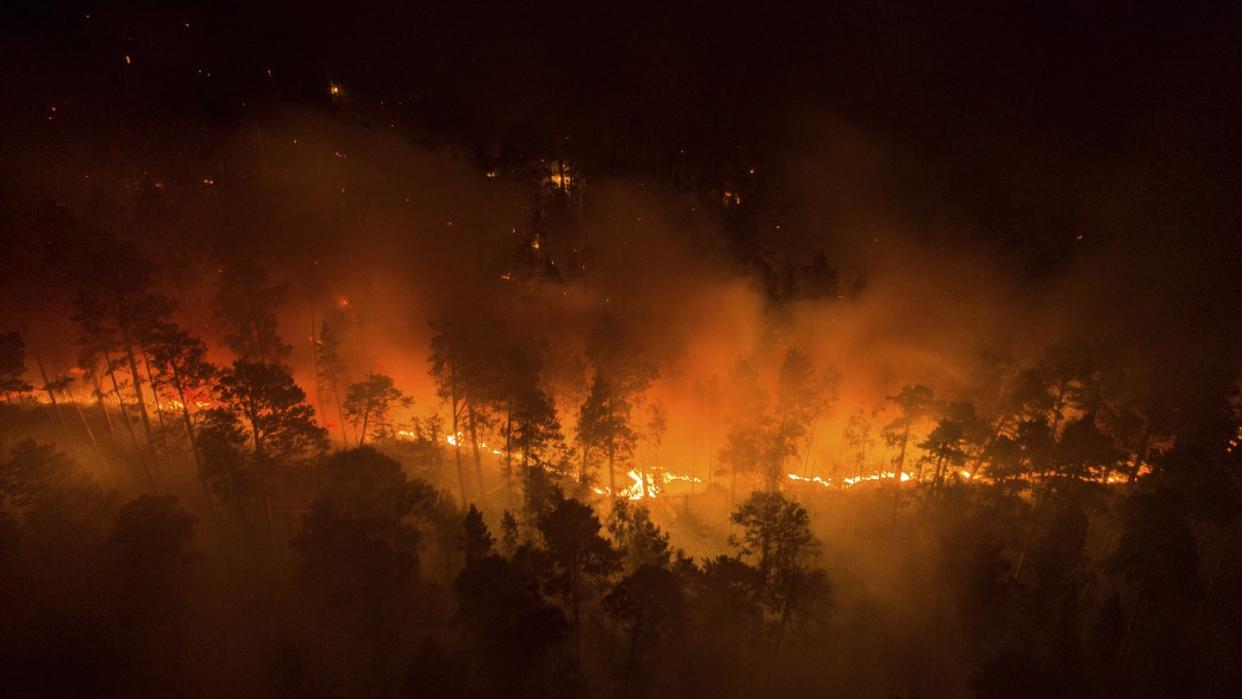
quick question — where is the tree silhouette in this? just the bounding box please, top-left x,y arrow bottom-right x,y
691,374 -> 722,489
844,406 -> 879,480
578,310 -> 657,497
453,517 -> 573,697
429,318 -> 498,506
538,495 -> 621,655
883,384 -> 936,485
343,372 -> 405,446
729,491 -> 830,656
294,448 -> 435,691
607,499 -> 671,571
314,320 -> 351,445
919,418 -> 968,488
767,348 -> 830,490
603,563 -> 683,696
214,360 -> 327,461
493,335 -> 561,507
718,359 -> 769,504
460,504 -> 494,564
211,262 -> 292,364
0,331 -> 32,400
576,375 -> 638,496
70,237 -> 176,483
146,322 -> 218,508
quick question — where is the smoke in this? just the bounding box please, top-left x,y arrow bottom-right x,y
4,95 -> 1238,484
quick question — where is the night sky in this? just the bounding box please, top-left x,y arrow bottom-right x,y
5,2 -> 1239,268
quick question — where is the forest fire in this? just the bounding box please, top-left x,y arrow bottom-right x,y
592,468 -> 703,500
1,4 -> 1239,698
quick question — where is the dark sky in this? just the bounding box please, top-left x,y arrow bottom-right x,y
2,1 -> 1240,273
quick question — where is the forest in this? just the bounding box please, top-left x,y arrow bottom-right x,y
3,2 -> 1241,698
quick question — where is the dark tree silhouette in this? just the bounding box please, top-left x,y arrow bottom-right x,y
146,322 -> 218,508
293,448 -> 436,693
883,384 -> 936,486
577,310 -> 657,496
0,331 -> 33,400
314,320 -> 351,445
603,563 -> 683,696
576,375 -> 638,496
460,504 -> 494,563
429,318 -> 499,506
607,499 -> 671,572
214,360 -> 327,460
538,495 -> 621,655
343,372 -> 405,446
730,491 -> 831,657
211,262 -> 292,364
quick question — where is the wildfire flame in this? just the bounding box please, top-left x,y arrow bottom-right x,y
592,468 -> 703,500
787,471 -> 912,488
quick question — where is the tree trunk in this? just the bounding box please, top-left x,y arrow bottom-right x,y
730,466 -> 737,509
1012,481 -> 1050,584
580,443 -> 589,485
330,375 -> 350,446
63,380 -> 114,485
895,425 -> 910,484
766,598 -> 794,686
103,349 -> 155,489
451,392 -> 467,505
623,620 -> 641,698
119,326 -> 158,465
706,429 -> 713,490
969,414 -> 1010,479
307,309 -> 327,438
891,425 -> 911,529
31,347 -> 67,431
504,409 -> 513,509
91,370 -> 115,436
171,363 -> 217,520
358,406 -> 370,447
608,448 -> 617,500
468,407 -> 486,504
142,350 -> 174,470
